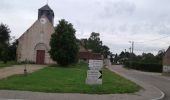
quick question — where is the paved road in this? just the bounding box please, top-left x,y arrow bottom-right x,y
110,65 -> 170,100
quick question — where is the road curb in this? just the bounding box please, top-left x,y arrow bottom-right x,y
107,66 -> 165,100
150,87 -> 165,100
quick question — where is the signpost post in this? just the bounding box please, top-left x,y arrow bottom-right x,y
86,60 -> 103,85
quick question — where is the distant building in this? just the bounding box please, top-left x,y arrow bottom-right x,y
78,40 -> 103,62
17,4 -> 55,64
163,46 -> 170,74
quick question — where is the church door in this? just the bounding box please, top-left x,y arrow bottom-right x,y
36,50 -> 45,64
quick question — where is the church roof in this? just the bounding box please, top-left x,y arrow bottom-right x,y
39,4 -> 53,11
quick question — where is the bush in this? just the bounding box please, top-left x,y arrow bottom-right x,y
124,61 -> 162,72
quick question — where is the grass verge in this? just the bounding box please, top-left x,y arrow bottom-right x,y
0,62 -> 141,94
0,61 -> 18,68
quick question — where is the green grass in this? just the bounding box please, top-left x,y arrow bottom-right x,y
0,62 -> 141,94
0,61 -> 18,68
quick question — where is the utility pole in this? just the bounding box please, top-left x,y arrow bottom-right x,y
129,41 -> 134,67
129,47 -> 131,53
129,41 -> 134,54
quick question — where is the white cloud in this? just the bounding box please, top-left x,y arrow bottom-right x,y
1,0 -> 170,55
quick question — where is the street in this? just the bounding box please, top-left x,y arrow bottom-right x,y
110,65 -> 170,100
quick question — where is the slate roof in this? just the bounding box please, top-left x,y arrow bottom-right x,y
39,4 -> 53,11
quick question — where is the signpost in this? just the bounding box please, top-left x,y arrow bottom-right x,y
86,60 -> 103,85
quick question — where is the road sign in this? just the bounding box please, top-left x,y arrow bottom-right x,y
86,60 -> 103,85
88,60 -> 103,70
87,70 -> 102,79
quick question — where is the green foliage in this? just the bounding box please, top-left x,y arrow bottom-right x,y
87,32 -> 103,53
124,61 -> 162,72
49,19 -> 79,66
0,23 -> 10,44
80,32 -> 111,58
0,61 -> 18,68
0,23 -> 11,63
119,50 -> 164,72
0,63 -> 141,94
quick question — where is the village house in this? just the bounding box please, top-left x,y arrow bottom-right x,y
78,39 -> 103,62
17,4 -> 55,64
163,46 -> 170,74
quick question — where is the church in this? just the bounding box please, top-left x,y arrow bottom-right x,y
17,4 -> 55,64
17,4 -> 103,64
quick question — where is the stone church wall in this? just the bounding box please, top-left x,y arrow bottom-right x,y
17,16 -> 55,64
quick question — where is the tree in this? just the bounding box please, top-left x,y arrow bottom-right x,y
110,53 -> 114,63
156,49 -> 165,63
0,23 -> 10,63
49,19 -> 79,66
114,53 -> 118,63
87,32 -> 103,53
8,39 -> 18,61
101,45 -> 110,58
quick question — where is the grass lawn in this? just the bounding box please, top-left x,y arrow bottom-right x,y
0,61 -> 18,68
0,62 -> 141,94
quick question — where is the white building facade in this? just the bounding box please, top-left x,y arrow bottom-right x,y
17,5 -> 55,64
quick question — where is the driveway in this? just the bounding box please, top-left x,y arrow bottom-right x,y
109,65 -> 170,100
0,64 -> 47,79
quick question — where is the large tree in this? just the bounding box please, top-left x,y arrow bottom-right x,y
87,32 -> 103,53
49,19 -> 79,66
0,23 -> 11,63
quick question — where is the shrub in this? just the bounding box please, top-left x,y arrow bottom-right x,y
124,61 -> 162,72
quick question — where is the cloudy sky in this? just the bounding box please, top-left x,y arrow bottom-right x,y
1,0 -> 170,55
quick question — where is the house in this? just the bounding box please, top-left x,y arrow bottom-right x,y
163,46 -> 170,74
78,39 -> 103,62
17,4 -> 55,64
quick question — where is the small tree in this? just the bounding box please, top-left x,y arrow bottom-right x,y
49,19 -> 79,66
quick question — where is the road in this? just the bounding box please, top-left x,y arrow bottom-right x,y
110,65 -> 170,100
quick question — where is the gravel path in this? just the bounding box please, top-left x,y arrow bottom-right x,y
0,64 -> 46,79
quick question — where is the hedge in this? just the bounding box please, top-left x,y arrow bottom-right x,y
124,61 -> 162,72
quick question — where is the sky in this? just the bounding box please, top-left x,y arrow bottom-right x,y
1,0 -> 170,55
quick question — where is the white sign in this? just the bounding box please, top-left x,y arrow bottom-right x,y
88,60 -> 103,70
86,60 -> 103,85
89,60 -> 103,65
87,70 -> 101,79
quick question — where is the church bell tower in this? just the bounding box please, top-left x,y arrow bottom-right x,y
38,4 -> 54,24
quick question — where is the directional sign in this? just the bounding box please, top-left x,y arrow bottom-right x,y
86,60 -> 103,85
87,70 -> 102,79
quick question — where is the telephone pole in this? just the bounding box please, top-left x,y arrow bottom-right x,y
129,41 -> 134,54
